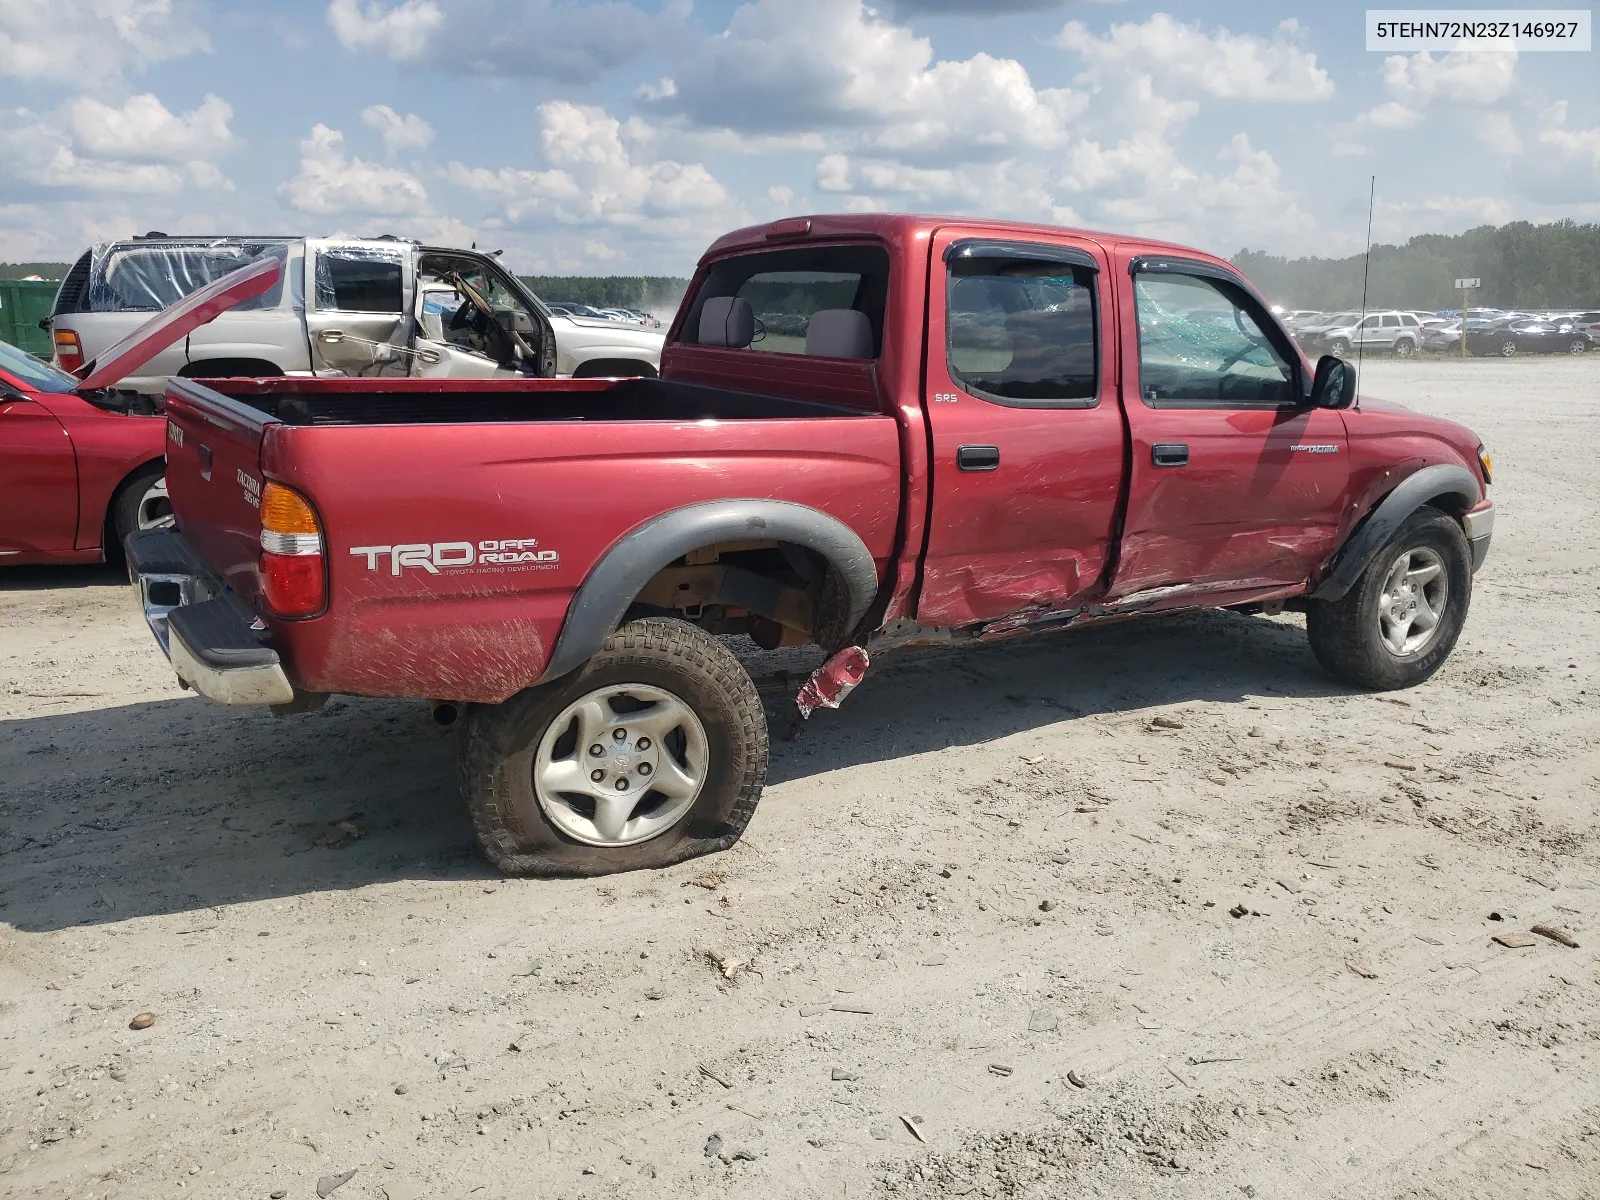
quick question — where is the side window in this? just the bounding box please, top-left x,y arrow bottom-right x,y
315,251 -> 403,313
1134,273 -> 1297,409
1381,314 -> 1399,327
947,258 -> 1097,405
1401,314 -> 1420,327
89,244 -> 288,313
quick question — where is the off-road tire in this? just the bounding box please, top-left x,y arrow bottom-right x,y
459,617 -> 769,877
1306,507 -> 1472,691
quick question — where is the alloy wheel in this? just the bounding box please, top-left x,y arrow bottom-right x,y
1377,547 -> 1449,658
531,683 -> 708,847
137,476 -> 175,530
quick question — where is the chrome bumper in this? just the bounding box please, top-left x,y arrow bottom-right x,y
1463,503 -> 1494,573
127,529 -> 295,707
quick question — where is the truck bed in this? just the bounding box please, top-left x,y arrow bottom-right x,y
199,375 -> 871,426
161,374 -> 902,703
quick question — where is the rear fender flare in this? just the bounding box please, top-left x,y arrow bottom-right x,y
1311,463 -> 1480,601
535,500 -> 880,685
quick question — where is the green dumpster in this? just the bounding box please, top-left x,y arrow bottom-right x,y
0,279 -> 60,359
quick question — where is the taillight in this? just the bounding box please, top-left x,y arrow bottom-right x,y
259,481 -> 326,617
54,329 -> 83,373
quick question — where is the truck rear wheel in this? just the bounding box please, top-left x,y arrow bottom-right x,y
1306,507 -> 1471,690
459,617 -> 769,877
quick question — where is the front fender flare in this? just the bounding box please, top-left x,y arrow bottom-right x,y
1311,463 -> 1480,602
535,500 -> 880,685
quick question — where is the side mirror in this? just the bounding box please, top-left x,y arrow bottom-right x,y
1310,354 -> 1357,410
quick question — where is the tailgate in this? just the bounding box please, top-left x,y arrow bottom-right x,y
162,377 -> 280,605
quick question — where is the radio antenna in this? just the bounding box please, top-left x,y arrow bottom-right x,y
1355,175 -> 1376,408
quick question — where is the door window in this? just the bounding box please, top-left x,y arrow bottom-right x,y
1381,314 -> 1400,327
315,250 -> 403,313
1134,273 -> 1297,409
946,258 -> 1097,406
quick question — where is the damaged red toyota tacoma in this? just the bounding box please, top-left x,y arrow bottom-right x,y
129,214 -> 1495,876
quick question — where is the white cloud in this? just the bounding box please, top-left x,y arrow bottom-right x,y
0,94 -> 236,196
656,0 -> 1085,161
67,93 -> 234,160
1475,112 -> 1522,157
326,0 -> 443,58
0,0 -> 209,82
1381,50 -> 1517,108
1538,101 -> 1600,166
361,104 -> 434,154
277,124 -> 430,215
326,0 -> 682,84
815,153 -> 852,192
1056,13 -> 1334,102
448,101 -> 745,248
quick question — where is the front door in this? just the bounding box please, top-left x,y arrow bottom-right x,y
303,241 -> 411,377
1109,250 -> 1351,598
915,228 -> 1125,628
0,394 -> 77,556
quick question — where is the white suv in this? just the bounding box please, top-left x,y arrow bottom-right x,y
1311,310 -> 1426,358
48,235 -> 665,392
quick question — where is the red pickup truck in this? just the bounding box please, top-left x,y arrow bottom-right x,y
129,214 -> 1495,877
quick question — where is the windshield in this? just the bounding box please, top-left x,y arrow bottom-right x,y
0,339 -> 77,393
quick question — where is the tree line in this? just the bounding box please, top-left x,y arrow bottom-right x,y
1232,220 -> 1600,312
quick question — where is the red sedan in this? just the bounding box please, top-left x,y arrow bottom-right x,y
1,257 -> 279,566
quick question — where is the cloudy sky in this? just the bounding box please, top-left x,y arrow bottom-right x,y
1,0 -> 1596,273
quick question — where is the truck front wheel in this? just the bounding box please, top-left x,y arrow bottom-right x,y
459,618 -> 769,876
1306,508 -> 1471,690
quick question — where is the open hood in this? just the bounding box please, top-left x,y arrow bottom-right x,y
73,256 -> 283,391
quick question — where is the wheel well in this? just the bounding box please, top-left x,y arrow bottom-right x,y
627,540 -> 850,651
571,358 -> 658,379
178,357 -> 283,379
102,456 -> 166,557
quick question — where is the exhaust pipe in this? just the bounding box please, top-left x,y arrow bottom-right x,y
428,699 -> 460,729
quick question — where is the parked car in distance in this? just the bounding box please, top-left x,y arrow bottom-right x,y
1307,310 -> 1426,357
2,257 -> 279,566
1419,319 -> 1461,352
1465,318 -> 1591,357
131,212 -> 1494,879
48,236 -> 665,392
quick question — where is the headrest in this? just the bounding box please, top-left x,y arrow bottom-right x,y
698,296 -> 755,348
805,308 -> 874,359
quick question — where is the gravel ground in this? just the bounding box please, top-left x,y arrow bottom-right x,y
1,356 -> 1597,1200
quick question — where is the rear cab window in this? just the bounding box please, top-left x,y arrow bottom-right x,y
680,244 -> 889,359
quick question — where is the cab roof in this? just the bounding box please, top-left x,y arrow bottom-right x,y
699,212 -> 1231,272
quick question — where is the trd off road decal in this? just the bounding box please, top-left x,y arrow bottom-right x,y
350,538 -> 560,577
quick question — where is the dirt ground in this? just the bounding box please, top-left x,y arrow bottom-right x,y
1,356 -> 1597,1200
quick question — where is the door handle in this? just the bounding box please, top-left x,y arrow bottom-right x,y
957,445 -> 1000,471
1151,443 -> 1189,468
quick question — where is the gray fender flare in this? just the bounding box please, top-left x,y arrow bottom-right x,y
1311,463 -> 1480,602
535,500 -> 880,685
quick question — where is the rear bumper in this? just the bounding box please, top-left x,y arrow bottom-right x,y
127,529 -> 295,706
1463,502 -> 1494,572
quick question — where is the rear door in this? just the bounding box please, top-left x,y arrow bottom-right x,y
915,229 -> 1125,627
1109,250 -> 1350,598
303,241 -> 411,377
